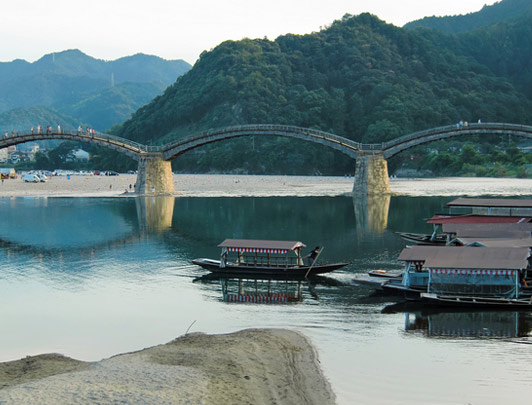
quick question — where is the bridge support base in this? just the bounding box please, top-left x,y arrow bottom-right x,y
353,152 -> 391,195
135,158 -> 175,195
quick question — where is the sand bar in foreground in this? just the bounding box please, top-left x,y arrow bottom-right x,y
0,329 -> 335,405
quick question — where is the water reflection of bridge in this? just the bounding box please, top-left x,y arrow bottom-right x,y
353,194 -> 391,235
0,197 -> 176,257
0,192 -> 390,262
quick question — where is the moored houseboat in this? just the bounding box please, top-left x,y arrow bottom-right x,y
400,198 -> 532,246
192,239 -> 349,277
418,246 -> 532,307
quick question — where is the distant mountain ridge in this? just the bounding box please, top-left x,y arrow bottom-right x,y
0,49 -> 191,131
0,49 -> 189,85
404,0 -> 532,34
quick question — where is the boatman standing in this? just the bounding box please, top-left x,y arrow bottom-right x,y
306,246 -> 321,266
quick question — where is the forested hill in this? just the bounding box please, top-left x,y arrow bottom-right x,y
115,12 -> 532,175
404,0 -> 532,34
0,50 -> 191,131
406,0 -> 532,99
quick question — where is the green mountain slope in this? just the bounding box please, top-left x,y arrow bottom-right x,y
404,0 -> 532,34
116,13 -> 532,175
0,106 -> 80,131
408,0 -> 532,99
0,106 -> 82,150
0,50 -> 191,131
63,82 -> 168,131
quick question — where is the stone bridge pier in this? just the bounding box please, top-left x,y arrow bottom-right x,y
135,154 -> 175,195
353,152 -> 391,195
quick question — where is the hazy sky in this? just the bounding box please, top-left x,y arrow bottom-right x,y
1,0 -> 498,65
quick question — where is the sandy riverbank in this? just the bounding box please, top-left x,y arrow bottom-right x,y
0,329 -> 334,405
1,174 -> 532,197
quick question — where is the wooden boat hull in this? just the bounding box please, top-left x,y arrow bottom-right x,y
192,258 -> 348,277
420,293 -> 532,308
398,232 -> 447,246
367,269 -> 402,279
381,281 -> 426,299
351,270 -> 402,291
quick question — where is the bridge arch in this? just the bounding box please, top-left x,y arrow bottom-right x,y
382,123 -> 532,159
0,129 -> 147,160
159,124 -> 361,160
5,122 -> 531,195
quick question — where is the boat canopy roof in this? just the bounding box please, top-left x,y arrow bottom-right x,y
442,222 -> 532,238
400,246 -> 530,270
446,198 -> 532,209
398,246 -> 446,263
218,239 -> 306,254
452,238 -> 532,248
427,215 -> 531,224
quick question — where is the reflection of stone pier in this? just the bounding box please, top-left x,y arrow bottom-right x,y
353,194 -> 391,235
135,196 -> 175,232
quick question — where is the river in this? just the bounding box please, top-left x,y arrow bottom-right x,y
1,194 -> 532,404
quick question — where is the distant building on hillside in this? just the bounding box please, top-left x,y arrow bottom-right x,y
72,149 -> 89,161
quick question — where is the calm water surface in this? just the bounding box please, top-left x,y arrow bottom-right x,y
1,195 -> 532,404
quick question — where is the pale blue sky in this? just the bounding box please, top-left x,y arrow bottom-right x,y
1,0 -> 498,64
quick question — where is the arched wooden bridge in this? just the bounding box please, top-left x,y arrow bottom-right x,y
3,122 -> 532,194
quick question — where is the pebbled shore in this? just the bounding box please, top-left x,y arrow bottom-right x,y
1,173 -> 532,198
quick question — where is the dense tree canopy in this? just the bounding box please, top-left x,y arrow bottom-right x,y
112,9 -> 532,175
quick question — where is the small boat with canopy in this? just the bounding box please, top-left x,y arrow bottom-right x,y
192,239 -> 349,277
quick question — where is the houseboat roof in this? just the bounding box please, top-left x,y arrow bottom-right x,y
398,245 -> 531,269
452,238 -> 532,248
446,198 -> 532,209
427,215 -> 532,224
442,223 -> 532,238
421,246 -> 530,270
397,246 -> 447,262
218,239 -> 306,253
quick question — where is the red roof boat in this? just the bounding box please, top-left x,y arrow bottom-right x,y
192,238 -> 349,277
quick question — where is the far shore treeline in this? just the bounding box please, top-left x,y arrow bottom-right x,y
11,0 -> 532,177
